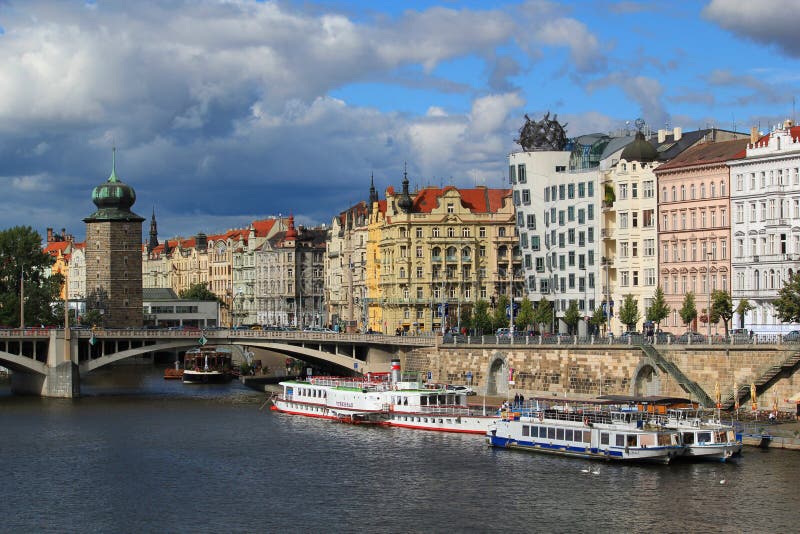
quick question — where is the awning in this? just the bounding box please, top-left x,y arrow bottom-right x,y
786,392 -> 800,403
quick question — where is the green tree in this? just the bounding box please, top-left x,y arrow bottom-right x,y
459,305 -> 472,332
179,282 -> 225,306
82,309 -> 104,328
735,298 -> 755,329
710,290 -> 733,335
514,297 -> 535,331
590,305 -> 606,334
492,294 -> 510,331
618,294 -> 640,332
679,292 -> 698,330
774,272 -> 800,323
533,298 -> 553,333
646,286 -> 670,328
0,226 -> 61,327
563,300 -> 581,335
471,299 -> 492,335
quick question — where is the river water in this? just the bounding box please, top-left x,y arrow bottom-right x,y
0,366 -> 798,533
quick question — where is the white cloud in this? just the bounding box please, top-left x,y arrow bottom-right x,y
703,0 -> 800,57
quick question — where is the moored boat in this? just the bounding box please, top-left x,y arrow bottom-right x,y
272,359 -> 498,433
665,408 -> 742,461
182,346 -> 233,384
486,399 -> 685,464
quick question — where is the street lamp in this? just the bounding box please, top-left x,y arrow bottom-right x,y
707,252 -> 712,340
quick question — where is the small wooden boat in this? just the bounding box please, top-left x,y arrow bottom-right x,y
164,368 -> 184,380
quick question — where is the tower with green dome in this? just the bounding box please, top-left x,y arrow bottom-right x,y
83,149 -> 145,328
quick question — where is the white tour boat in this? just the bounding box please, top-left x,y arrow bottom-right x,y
486,399 -> 685,464
665,408 -> 743,461
182,346 -> 233,384
272,359 -> 498,433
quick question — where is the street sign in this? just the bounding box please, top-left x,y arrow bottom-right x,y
354,362 -> 359,369
198,335 -> 207,346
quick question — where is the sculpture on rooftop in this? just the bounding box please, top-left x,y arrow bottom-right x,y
515,112 -> 568,151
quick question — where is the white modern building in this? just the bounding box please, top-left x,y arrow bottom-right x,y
730,120 -> 800,334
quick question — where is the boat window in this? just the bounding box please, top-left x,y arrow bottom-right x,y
582,431 -> 591,443
715,431 -> 725,442
522,425 -> 530,437
565,429 -> 574,441
627,435 -> 638,447
698,432 -> 712,443
682,432 -> 694,445
421,396 -> 427,406
547,427 -> 556,439
615,434 -> 625,447
600,432 -> 609,445
556,428 -> 565,440
640,434 -> 655,447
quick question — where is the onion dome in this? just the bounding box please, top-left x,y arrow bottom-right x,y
397,169 -> 413,213
620,131 -> 657,163
84,148 -> 144,223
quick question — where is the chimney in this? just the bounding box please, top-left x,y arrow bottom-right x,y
750,126 -> 758,144
61,228 -> 66,240
658,129 -> 666,143
46,228 -> 53,243
673,127 -> 682,141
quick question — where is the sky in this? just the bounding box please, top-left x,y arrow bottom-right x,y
1,0 -> 800,243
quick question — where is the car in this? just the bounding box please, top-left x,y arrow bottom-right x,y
446,384 -> 475,396
783,330 -> 800,342
677,331 -> 706,343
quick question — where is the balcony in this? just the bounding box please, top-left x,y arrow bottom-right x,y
601,228 -> 615,239
445,255 -> 458,262
431,255 -> 442,262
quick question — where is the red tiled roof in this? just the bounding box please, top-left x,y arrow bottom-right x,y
656,138 -> 750,171
411,186 -> 510,213
251,218 -> 278,238
43,241 -> 69,256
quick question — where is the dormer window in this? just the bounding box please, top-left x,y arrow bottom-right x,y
447,203 -> 454,213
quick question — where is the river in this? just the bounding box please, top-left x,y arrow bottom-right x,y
0,366 -> 797,533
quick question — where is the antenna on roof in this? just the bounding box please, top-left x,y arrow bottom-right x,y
794,96 -> 796,124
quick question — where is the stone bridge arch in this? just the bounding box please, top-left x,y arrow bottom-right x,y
486,353 -> 508,397
81,340 -> 370,375
632,359 -> 661,396
0,351 -> 47,375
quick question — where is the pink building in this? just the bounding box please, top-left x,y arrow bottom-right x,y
654,139 -> 749,334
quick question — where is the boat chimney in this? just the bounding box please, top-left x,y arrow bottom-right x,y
390,359 -> 401,384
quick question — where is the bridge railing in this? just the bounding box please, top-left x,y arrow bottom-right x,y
440,332 -> 800,348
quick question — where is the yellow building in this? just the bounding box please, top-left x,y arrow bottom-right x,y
366,175 -> 517,334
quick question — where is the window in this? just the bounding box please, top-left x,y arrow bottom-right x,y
621,271 -> 629,286
416,246 -> 423,258
522,189 -> 530,204
568,206 -> 575,222
447,203 -> 454,213
508,165 -> 517,184
632,212 -> 638,228
536,257 -> 545,273
559,184 -> 565,200
644,239 -> 655,257
681,185 -> 686,200
578,182 -> 585,197
517,164 -> 526,183
462,227 -> 471,237
588,204 -> 594,220
578,209 -> 585,224
645,268 -> 656,286
619,213 -> 628,228
527,214 -> 536,229
448,227 -> 456,238
568,183 -> 575,199
416,266 -> 423,277
632,183 -> 638,199
587,182 -> 594,196
642,209 -> 654,228
619,183 -> 628,199
643,180 -> 653,198
433,227 -> 440,237
479,227 -> 486,238
531,236 -> 540,251
416,227 -> 423,238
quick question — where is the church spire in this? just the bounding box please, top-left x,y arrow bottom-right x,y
369,172 -> 378,206
147,207 -> 159,254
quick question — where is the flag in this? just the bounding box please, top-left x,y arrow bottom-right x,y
89,334 -> 97,346
751,383 -> 757,411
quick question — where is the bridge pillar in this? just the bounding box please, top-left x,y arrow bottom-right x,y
11,331 -> 80,398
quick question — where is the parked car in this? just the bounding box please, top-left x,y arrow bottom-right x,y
677,331 -> 706,343
783,330 -> 800,342
446,384 -> 476,396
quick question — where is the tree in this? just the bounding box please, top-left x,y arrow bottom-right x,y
679,292 -> 698,330
590,306 -> 606,335
82,309 -> 104,328
710,290 -> 733,335
774,272 -> 800,323
492,294 -> 510,331
618,294 -> 640,332
646,286 -> 670,328
180,282 -> 224,306
0,226 -> 61,327
459,306 -> 472,332
563,300 -> 580,335
471,299 -> 492,335
515,297 -> 535,332
533,298 -> 553,333
735,298 -> 755,329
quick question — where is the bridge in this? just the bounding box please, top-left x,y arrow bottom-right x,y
2,329 -> 798,408
0,328 -> 435,397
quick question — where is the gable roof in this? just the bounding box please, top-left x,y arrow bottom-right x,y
411,186 -> 510,214
655,138 -> 750,172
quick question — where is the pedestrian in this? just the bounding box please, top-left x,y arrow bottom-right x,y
519,394 -> 525,406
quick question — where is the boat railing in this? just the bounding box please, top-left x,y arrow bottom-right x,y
397,405 -> 473,416
510,404 -> 671,429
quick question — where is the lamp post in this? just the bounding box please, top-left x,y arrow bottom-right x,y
707,252 -> 712,341
19,264 -> 24,329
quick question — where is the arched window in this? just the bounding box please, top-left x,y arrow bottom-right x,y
690,184 -> 696,199
446,246 -> 457,259
432,247 -> 441,259
499,227 -> 506,237
671,186 -> 677,201
498,245 -> 508,258
711,182 -> 716,198
447,227 -> 455,238
720,181 -> 726,196
700,183 -> 706,198
399,267 -> 406,278
754,270 -> 760,290
462,246 -> 471,259
662,187 -> 668,202
770,269 -> 775,289
681,185 -> 686,200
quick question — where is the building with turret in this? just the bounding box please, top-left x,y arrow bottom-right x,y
83,150 -> 145,327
